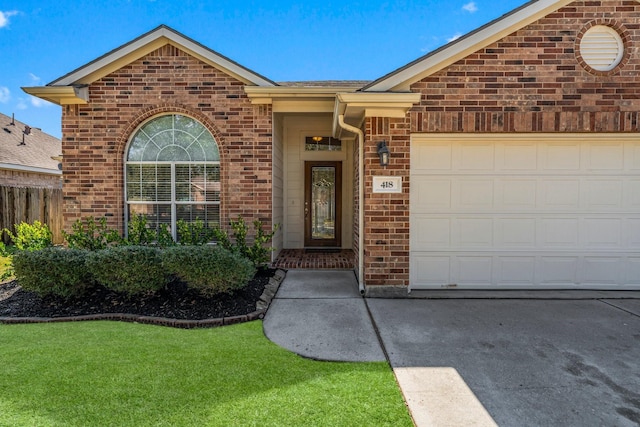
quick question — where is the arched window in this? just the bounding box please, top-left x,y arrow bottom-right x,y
125,114 -> 220,241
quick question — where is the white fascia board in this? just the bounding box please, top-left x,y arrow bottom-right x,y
0,163 -> 62,175
244,86 -> 362,99
21,86 -> 88,106
365,0 -> 574,92
50,26 -> 275,87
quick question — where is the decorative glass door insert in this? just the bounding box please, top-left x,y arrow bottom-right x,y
304,161 -> 342,247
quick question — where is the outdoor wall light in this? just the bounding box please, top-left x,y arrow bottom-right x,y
377,140 -> 390,166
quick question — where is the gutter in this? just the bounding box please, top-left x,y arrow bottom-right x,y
0,163 -> 62,176
337,115 -> 365,296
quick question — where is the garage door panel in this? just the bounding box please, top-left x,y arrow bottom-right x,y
541,179 -> 581,209
630,144 -> 640,170
626,258 -> 640,284
412,143 -> 452,171
410,135 -> 640,290
497,257 -> 536,284
456,256 -> 493,285
540,218 -> 579,246
626,180 -> 640,208
582,257 -> 622,283
456,180 -> 494,209
459,143 -> 495,170
539,256 -> 579,285
410,255 -> 451,286
499,143 -> 538,170
496,218 -> 536,247
412,177 -> 451,210
628,220 -> 640,248
499,180 -> 537,209
584,219 -> 622,247
456,218 -> 494,247
542,143 -> 581,170
411,216 -> 450,250
584,180 -> 623,209
587,143 -> 624,170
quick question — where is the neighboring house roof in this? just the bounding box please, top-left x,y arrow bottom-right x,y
23,25 -> 277,105
0,112 -> 62,175
363,0 -> 575,92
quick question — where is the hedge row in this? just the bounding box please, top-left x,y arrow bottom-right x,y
13,245 -> 256,298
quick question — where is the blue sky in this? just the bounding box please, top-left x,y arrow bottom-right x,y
0,0 -> 528,138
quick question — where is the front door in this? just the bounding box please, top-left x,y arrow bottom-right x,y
304,161 -> 342,247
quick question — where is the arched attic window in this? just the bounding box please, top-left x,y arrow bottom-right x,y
125,114 -> 220,241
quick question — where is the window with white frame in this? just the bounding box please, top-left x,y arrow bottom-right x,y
125,114 -> 220,241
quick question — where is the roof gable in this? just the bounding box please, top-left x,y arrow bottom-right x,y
363,0 -> 575,92
50,25 -> 276,88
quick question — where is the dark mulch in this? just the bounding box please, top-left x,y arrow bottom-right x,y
0,269 -> 275,321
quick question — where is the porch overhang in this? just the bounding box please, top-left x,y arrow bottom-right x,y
332,92 -> 421,139
244,86 -> 362,114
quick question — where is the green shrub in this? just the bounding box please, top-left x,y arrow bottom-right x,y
86,246 -> 169,295
177,219 -> 215,245
213,217 -> 278,268
125,213 -> 175,248
3,221 -> 53,252
63,216 -> 122,251
162,245 -> 255,296
12,247 -> 91,298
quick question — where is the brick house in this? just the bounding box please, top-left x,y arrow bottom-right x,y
25,0 -> 640,294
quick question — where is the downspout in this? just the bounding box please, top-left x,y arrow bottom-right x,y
337,115 -> 365,296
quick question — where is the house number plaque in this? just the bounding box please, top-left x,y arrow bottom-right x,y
372,176 -> 402,193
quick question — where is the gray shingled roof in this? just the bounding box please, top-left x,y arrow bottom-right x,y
0,112 -> 61,173
277,80 -> 371,88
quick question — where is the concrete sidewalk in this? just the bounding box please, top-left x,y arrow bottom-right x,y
263,270 -> 640,426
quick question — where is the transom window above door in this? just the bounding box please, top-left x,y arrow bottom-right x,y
305,136 -> 342,151
125,114 -> 220,241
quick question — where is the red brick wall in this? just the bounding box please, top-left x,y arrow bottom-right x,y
363,117 -> 411,287
411,0 -> 640,133
61,44 -> 273,236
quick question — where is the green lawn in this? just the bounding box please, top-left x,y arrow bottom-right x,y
0,321 -> 412,427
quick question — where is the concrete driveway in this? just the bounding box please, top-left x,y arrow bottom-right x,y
367,298 -> 640,426
264,270 -> 640,426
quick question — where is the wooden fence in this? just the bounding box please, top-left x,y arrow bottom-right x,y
0,186 -> 64,244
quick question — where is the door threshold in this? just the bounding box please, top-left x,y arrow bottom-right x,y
304,248 -> 342,253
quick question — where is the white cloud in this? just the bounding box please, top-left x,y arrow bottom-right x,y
0,10 -> 18,28
462,2 -> 478,13
0,86 -> 9,103
30,96 -> 52,108
28,73 -> 42,84
16,98 -> 28,110
447,33 -> 462,43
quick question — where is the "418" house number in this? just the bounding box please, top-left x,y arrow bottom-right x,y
372,176 -> 402,193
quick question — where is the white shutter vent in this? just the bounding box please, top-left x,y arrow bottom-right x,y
580,25 -> 624,71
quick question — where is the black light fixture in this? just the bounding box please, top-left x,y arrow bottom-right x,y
377,140 -> 390,166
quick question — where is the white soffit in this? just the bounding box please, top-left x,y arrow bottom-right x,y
49,25 -> 276,87
364,0 -> 574,92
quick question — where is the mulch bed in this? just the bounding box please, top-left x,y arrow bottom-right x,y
0,268 -> 277,326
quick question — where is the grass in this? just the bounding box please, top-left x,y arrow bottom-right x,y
0,321 -> 412,427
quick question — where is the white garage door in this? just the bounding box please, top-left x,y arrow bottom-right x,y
410,134 -> 640,290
